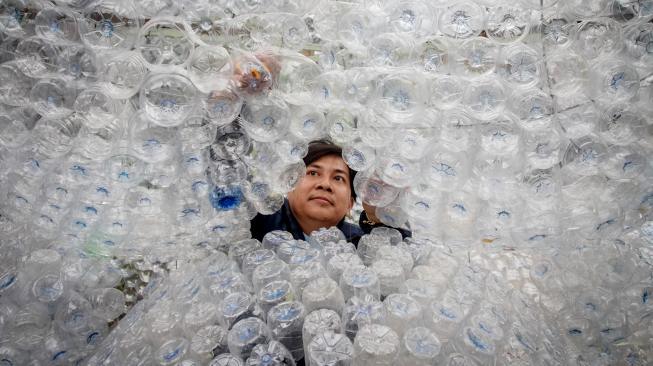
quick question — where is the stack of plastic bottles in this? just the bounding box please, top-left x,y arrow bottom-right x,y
0,0 -> 652,364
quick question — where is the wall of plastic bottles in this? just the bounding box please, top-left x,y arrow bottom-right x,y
0,0 -> 652,364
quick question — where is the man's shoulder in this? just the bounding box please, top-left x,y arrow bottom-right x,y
338,220 -> 364,242
250,201 -> 306,241
250,209 -> 286,241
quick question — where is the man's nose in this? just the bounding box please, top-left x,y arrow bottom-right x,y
316,176 -> 333,192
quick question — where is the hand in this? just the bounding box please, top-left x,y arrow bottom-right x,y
232,51 -> 281,96
362,202 -> 380,224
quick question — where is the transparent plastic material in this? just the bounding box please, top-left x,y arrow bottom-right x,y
354,170 -> 401,207
375,72 -> 424,124
137,18 -> 194,70
456,37 -> 498,77
438,2 -> 485,39
247,340 -> 296,366
308,331 -> 354,366
371,259 -> 404,297
79,3 -> 141,50
239,95 -> 290,143
417,37 -> 450,73
302,277 -> 345,315
219,292 -> 260,329
463,78 -> 506,121
598,104 -> 645,146
128,111 -> 179,163
205,88 -> 243,125
588,59 -> 640,103
541,12 -> 575,48
302,309 -> 342,366
30,78 -> 76,119
342,295 -> 386,341
353,324 -> 400,366
498,43 -> 541,88
486,6 -> 530,44
140,73 -> 199,127
562,136 -> 608,177
382,294 -> 422,336
400,327 -> 441,366
227,317 -> 272,360
574,18 -> 623,59
0,1 -> 652,364
34,7 -> 80,45
327,253 -> 364,282
340,265 -> 383,300
342,140 -> 376,172
100,51 -> 148,99
209,354 -> 244,366
267,301 -> 306,360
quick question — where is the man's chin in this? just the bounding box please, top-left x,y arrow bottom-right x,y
305,207 -> 336,221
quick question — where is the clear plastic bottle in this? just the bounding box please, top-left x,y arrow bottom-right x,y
219,292 -> 261,329
302,309 -> 342,366
342,139 -> 376,172
258,280 -> 295,319
267,301 -> 306,361
485,6 -> 530,44
228,317 -> 272,360
341,295 -> 386,341
353,324 -> 400,366
455,37 -> 498,77
588,58 -> 641,104
497,43 -> 541,88
327,252 -> 365,283
253,259 -> 291,293
382,294 -> 423,337
399,327 -> 441,366
78,2 -> 142,51
202,86 -> 241,126
242,249 -> 277,284
239,95 -> 290,143
34,7 -> 80,45
340,266 -> 381,301
371,259 -> 406,298
262,231 -> 295,252
574,18 -> 623,59
137,17 -> 194,70
247,340 -> 296,366
190,324 -> 228,358
140,73 -> 199,127
30,77 -> 76,119
302,277 -> 345,315
209,353 -> 244,366
307,330 -> 353,366
100,51 -> 149,99
353,170 -> 401,208
438,2 -> 485,40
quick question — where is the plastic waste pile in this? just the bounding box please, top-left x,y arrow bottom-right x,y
0,0 -> 652,364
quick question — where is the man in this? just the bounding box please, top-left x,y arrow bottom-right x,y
250,140 -> 410,245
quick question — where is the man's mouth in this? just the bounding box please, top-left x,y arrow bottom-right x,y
310,196 -> 333,205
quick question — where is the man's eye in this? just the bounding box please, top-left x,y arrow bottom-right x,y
334,176 -> 345,182
308,171 -> 318,176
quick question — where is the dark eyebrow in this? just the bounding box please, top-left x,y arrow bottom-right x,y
308,164 -> 349,178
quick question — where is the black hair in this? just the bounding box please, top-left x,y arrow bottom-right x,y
303,140 -> 357,200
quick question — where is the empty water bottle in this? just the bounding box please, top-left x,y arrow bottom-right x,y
307,330 -> 353,366
267,301 -> 306,361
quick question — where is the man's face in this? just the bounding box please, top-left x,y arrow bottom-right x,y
287,154 -> 354,230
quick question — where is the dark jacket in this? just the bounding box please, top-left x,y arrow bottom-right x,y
250,200 -> 410,246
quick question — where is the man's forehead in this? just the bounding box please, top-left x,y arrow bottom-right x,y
308,156 -> 350,173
